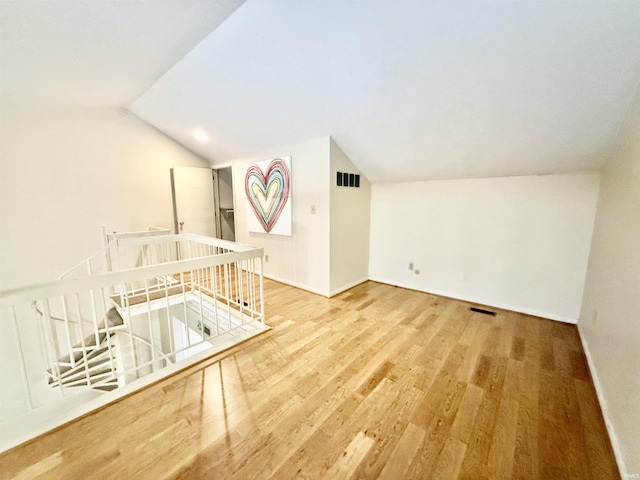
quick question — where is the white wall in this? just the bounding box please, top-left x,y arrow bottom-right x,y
329,139 -> 370,295
230,137 -> 331,296
0,104 -> 208,427
579,86 -> 640,475
369,173 -> 600,322
0,106 -> 208,290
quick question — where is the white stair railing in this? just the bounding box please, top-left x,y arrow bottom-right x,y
0,231 -> 266,452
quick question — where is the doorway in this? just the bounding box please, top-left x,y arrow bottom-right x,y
214,167 -> 236,242
170,166 -> 216,236
170,166 -> 236,241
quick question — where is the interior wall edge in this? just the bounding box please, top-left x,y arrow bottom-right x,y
262,273 -> 331,298
124,109 -> 212,166
329,277 -> 369,297
576,323 -> 626,477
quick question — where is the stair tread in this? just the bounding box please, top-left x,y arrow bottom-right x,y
72,345 -> 102,352
50,356 -> 115,383
56,369 -> 116,387
57,353 -> 115,379
111,285 -> 185,307
51,343 -> 114,376
93,384 -> 118,392
50,308 -> 124,370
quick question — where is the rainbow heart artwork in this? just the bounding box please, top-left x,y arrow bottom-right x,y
245,157 -> 291,234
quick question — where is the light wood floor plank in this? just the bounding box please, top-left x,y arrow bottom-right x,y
0,279 -> 619,479
430,436 -> 468,480
322,431 -> 375,480
485,396 -> 519,479
377,422 -> 426,479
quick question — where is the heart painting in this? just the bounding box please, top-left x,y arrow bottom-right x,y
245,157 -> 292,235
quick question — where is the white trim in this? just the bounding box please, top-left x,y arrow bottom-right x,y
211,162 -> 233,169
330,277 -> 369,297
262,276 -> 369,298
368,276 -> 578,323
1,245 -> 264,305
576,323 -> 626,477
0,232 -> 268,453
106,228 -> 171,241
262,273 -> 330,297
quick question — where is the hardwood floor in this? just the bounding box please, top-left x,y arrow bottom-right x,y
0,280 -> 619,479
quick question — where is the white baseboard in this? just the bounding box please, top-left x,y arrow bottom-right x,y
330,277 -> 369,297
262,275 -> 369,298
262,275 -> 370,298
576,323 -> 626,477
368,276 -> 578,324
262,273 -> 331,297
263,273 -> 578,324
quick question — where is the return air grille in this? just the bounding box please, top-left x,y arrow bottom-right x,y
336,172 -> 360,188
470,307 -> 497,316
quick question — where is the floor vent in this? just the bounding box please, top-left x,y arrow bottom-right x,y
470,307 -> 497,316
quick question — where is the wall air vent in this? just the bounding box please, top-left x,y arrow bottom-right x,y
336,172 -> 360,188
470,307 -> 497,316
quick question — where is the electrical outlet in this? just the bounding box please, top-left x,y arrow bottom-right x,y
408,262 -> 414,271
264,255 -> 269,263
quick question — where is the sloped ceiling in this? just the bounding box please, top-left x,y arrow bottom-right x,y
0,0 -> 244,107
131,0 -> 640,183
2,1 -> 639,182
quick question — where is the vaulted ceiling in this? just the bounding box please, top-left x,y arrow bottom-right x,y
3,1 -> 640,183
0,0 -> 244,107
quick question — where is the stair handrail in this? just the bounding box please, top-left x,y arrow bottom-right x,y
0,231 -> 266,454
0,234 -> 262,306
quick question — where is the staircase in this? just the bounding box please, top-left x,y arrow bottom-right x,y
0,229 -> 266,450
47,308 -> 125,392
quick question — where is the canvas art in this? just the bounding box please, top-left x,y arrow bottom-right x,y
245,156 -> 292,236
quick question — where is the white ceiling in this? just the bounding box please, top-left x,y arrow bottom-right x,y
2,1 -> 639,182
131,0 -> 640,182
0,0 -> 244,107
